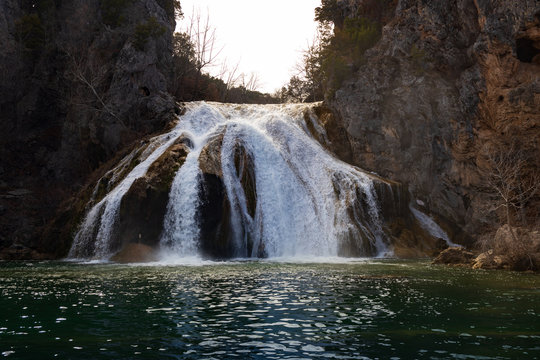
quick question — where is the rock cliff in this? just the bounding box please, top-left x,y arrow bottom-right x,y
0,0 -> 178,258
326,0 -> 540,244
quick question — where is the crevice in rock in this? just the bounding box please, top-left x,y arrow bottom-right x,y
516,37 -> 540,63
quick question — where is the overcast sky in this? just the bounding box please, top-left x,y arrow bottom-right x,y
178,0 -> 321,93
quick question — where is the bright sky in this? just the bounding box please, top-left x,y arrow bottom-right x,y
178,0 -> 321,93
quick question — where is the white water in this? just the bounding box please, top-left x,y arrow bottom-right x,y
69,102 -> 393,260
158,106 -> 227,260
68,130 -> 186,259
410,206 -> 457,247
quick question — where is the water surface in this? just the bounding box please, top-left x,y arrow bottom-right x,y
1,260 -> 539,359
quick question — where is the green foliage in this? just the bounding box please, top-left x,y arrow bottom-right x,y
337,17 -> 380,59
133,17 -> 166,51
319,17 -> 380,92
15,13 -> 46,50
173,32 -> 196,67
100,0 -> 133,27
321,54 -> 349,98
314,0 -> 340,24
282,2 -> 384,102
156,0 -> 182,19
410,44 -> 427,73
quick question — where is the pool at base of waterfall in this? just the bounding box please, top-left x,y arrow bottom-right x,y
1,259 -> 539,359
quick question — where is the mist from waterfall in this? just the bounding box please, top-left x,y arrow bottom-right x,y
68,102 -> 391,261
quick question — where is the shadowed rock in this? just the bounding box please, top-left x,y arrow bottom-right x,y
114,139 -> 189,255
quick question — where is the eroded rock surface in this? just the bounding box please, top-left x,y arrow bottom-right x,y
0,0 -> 178,257
328,0 -> 540,245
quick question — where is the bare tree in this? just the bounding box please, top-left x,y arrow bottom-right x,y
185,8 -> 223,77
483,141 -> 540,242
64,48 -> 124,126
240,72 -> 261,92
216,60 -> 241,102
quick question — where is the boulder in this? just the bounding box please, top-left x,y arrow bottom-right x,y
472,250 -> 511,270
432,247 -> 475,266
199,134 -> 224,177
110,243 -> 157,263
472,225 -> 540,271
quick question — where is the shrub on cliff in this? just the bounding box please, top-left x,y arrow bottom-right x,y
15,13 -> 46,51
156,0 -> 182,19
133,16 -> 166,51
280,0 -> 384,102
100,0 -> 133,27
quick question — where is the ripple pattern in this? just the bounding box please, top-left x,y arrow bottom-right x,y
0,261 -> 539,359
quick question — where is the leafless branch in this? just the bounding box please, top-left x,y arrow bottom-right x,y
185,7 -> 223,74
64,48 -> 125,127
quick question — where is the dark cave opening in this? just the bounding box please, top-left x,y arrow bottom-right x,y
516,37 -> 539,63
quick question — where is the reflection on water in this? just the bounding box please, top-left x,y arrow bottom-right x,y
0,260 -> 539,359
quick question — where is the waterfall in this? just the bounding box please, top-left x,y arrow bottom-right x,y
69,102 -> 399,261
409,206 -> 457,247
68,129 -> 186,259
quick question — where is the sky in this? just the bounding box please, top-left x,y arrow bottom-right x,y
177,0 -> 321,93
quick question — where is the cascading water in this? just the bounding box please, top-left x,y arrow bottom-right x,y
68,129 -> 187,259
409,206 -> 457,247
69,102 -> 398,261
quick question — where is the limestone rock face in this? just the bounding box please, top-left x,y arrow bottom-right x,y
0,0 -> 178,257
328,0 -> 540,244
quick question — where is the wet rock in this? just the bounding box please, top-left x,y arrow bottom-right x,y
116,140 -> 189,252
0,243 -> 52,260
198,173 -> 234,259
199,134 -> 224,177
309,105 -> 353,164
197,134 -> 260,259
110,243 -> 157,263
432,247 -> 475,266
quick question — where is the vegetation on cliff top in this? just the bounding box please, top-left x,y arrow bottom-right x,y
170,11 -> 279,104
278,0 -> 394,102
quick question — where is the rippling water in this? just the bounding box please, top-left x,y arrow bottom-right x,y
0,260 -> 539,359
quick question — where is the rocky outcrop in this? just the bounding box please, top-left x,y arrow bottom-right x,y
110,243 -> 158,263
472,225 -> 540,271
327,0 -> 540,245
433,225 -> 540,271
432,247 -> 475,266
0,0 -> 178,258
116,139 -> 188,253
196,134 -> 257,259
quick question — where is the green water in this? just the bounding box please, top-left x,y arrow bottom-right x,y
0,260 -> 538,359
